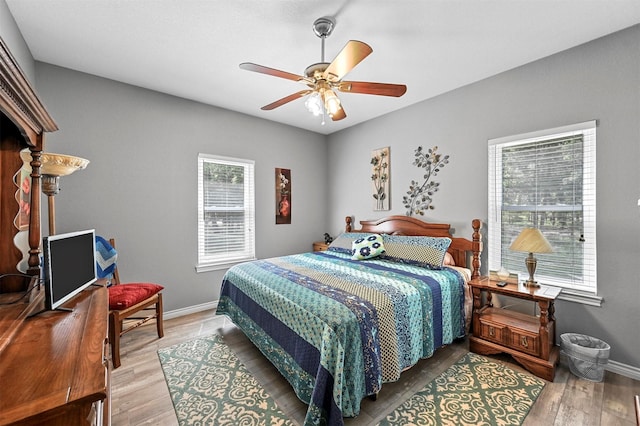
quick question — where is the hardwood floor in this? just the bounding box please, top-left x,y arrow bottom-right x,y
111,310 -> 640,425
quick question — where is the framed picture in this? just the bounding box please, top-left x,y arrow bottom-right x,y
276,168 -> 291,224
371,147 -> 390,210
13,167 -> 31,230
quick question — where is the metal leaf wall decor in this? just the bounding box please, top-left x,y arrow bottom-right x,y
403,146 -> 449,216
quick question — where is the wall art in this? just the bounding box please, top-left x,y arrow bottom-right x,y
403,146 -> 449,216
371,146 -> 390,211
276,168 -> 291,224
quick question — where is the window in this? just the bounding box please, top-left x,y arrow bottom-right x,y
488,121 -> 599,304
197,154 -> 255,271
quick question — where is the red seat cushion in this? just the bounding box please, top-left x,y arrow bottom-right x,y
108,283 -> 163,310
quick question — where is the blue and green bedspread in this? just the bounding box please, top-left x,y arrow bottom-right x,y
216,250 -> 467,426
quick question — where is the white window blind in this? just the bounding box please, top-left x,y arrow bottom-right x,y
197,154 -> 255,271
488,121 -> 596,295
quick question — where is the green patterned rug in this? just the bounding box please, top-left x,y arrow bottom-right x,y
159,335 -> 545,426
157,334 -> 294,426
378,352 -> 546,425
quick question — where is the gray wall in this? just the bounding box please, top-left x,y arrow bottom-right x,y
327,25 -> 640,369
0,0 -> 34,82
33,63 -> 328,313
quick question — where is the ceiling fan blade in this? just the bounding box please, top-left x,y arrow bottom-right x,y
338,81 -> 407,97
331,105 -> 346,121
240,62 -> 304,82
323,40 -> 373,81
261,90 -> 312,110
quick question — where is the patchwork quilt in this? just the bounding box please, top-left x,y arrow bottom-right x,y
216,250 -> 467,426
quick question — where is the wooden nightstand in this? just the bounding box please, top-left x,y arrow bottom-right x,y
468,276 -> 562,381
312,241 -> 330,252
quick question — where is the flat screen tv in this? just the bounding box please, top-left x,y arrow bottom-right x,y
42,229 -> 97,311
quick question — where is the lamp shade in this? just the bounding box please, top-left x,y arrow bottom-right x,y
509,228 -> 553,254
21,149 -> 90,177
305,92 -> 323,116
323,89 -> 341,116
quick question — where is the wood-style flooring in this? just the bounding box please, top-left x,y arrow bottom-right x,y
111,310 -> 640,425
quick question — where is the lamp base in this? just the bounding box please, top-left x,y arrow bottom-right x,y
524,279 -> 540,287
524,253 -> 540,287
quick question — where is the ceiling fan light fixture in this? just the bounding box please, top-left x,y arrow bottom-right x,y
324,89 -> 341,116
305,91 -> 323,116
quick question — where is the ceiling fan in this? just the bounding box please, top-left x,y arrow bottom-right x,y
240,16 -> 407,124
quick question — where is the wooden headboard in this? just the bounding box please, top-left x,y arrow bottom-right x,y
345,215 -> 482,279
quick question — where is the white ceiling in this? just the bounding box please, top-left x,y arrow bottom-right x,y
7,0 -> 640,135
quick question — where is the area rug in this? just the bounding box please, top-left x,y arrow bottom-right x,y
378,352 -> 546,426
157,334 -> 294,426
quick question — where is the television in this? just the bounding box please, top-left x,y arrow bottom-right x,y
42,229 -> 97,311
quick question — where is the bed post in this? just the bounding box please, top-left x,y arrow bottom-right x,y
471,219 -> 482,280
345,216 -> 352,232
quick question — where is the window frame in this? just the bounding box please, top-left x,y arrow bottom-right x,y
488,121 -> 601,306
196,153 -> 256,272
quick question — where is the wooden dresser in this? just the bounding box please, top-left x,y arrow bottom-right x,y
0,35 -> 111,425
0,283 -> 110,426
0,31 -> 109,425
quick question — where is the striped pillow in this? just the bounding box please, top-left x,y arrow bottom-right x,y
381,235 -> 452,268
327,232 -> 363,254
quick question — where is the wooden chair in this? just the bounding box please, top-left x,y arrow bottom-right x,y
105,238 -> 164,368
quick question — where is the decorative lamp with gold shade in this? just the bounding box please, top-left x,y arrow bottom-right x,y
509,228 -> 553,287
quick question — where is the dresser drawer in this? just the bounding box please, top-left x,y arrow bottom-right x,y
479,318 -> 507,345
508,329 -> 540,357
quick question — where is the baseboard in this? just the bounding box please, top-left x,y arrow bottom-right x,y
606,359 -> 640,381
164,300 -> 218,320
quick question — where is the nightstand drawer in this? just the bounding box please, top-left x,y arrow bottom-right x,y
479,318 -> 507,345
509,329 -> 540,357
313,242 -> 329,252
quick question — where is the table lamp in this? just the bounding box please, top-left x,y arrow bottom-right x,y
509,228 -> 553,287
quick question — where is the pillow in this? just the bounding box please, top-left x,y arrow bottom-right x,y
444,251 -> 456,266
381,235 -> 452,268
108,283 -> 164,310
327,232 -> 363,254
351,234 -> 386,260
95,236 -> 118,279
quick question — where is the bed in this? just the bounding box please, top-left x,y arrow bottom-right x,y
216,215 -> 482,425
